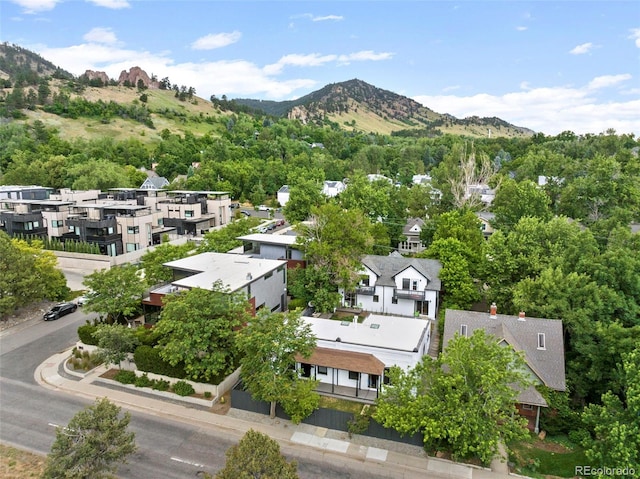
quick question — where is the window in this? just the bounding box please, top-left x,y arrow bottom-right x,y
126,243 -> 139,253
402,278 -> 410,290
127,226 -> 139,234
412,280 -> 418,291
69,225 -> 75,233
360,275 -> 370,286
537,333 -> 546,350
157,218 -> 164,225
300,363 -> 311,378
383,367 -> 391,385
522,404 -> 534,410
391,297 -> 398,304
317,366 -> 327,375
348,371 -> 359,381
460,324 -> 467,337
52,220 -> 64,228
368,374 -> 379,389
373,295 -> 379,303
24,222 -> 33,231
264,271 -> 273,280
184,210 -> 194,217
108,226 -> 114,234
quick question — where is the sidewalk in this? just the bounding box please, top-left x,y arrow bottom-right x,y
35,349 -> 514,479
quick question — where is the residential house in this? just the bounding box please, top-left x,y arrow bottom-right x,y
154,190 -> 231,235
277,185 -> 290,206
443,306 -> 566,432
296,314 -> 432,401
465,184 -> 495,206
476,211 -> 496,238
341,253 -> 442,319
397,217 -> 426,254
237,233 -> 305,269
411,174 -> 432,185
142,252 -> 287,320
139,176 -> 170,190
322,180 -> 346,198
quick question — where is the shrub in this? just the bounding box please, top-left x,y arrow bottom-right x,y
134,373 -> 153,388
172,380 -> 195,397
151,379 -> 170,391
73,348 -> 82,359
114,370 -> 136,385
77,324 -> 99,345
347,406 -> 371,437
133,345 -> 186,378
287,298 -> 306,311
204,391 -> 212,399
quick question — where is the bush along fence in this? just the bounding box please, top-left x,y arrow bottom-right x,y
231,381 -> 424,447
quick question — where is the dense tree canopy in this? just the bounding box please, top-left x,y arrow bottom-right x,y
374,329 -> 530,464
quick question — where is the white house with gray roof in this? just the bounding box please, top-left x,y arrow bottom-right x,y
341,253 -> 442,318
296,314 -> 431,401
443,307 -> 566,432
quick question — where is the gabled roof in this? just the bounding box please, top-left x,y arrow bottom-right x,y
140,176 -> 170,189
361,254 -> 442,290
402,217 -> 425,235
443,309 -> 566,392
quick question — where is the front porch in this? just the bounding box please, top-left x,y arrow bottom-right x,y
316,382 -> 378,404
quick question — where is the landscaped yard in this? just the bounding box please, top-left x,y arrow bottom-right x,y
0,444 -> 45,478
510,435 -> 588,478
319,395 -> 371,415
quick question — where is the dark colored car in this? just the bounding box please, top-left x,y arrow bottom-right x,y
43,302 -> 77,321
275,219 -> 285,227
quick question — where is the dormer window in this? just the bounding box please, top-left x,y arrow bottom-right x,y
537,333 -> 546,350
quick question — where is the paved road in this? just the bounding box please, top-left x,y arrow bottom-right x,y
0,311 -> 417,478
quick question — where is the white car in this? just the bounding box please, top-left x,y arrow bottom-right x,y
76,292 -> 93,306
257,205 -> 271,211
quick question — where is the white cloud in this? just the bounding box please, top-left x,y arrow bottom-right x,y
86,0 -> 130,9
264,53 -> 338,75
83,27 -> 119,45
570,42 -> 593,55
516,26 -> 528,31
35,42 -> 316,100
313,15 -> 344,22
413,83 -> 640,136
337,50 -> 394,64
10,0 -> 60,13
629,28 -> 640,48
588,74 -> 631,90
191,31 -> 241,50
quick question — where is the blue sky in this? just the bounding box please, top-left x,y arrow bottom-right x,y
2,0 -> 639,136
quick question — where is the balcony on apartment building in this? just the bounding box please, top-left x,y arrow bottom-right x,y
394,288 -> 427,300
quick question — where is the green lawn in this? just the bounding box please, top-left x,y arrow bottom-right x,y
318,396 -> 371,415
510,436 -> 588,478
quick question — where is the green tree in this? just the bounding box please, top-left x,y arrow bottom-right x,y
13,238 -> 69,301
297,203 -> 376,296
154,283 -> 249,381
0,232 -> 40,316
581,348 -> 640,477
82,265 -> 147,323
237,310 -> 317,419
197,217 -> 260,253
216,429 -> 299,479
374,329 -> 530,464
42,398 -> 136,479
283,179 -> 324,223
92,324 -> 139,368
140,242 -> 193,285
491,178 -> 552,232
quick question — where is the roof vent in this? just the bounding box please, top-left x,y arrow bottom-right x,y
336,337 -> 341,342
340,321 -> 351,326
518,311 -> 526,321
490,302 -> 497,319
370,323 -> 380,329
246,273 -> 252,280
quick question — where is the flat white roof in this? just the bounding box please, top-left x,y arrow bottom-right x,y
165,252 -> 286,292
237,233 -> 299,246
302,314 -> 429,352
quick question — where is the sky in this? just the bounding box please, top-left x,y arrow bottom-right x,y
2,0 -> 639,136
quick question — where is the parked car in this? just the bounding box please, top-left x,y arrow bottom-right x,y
75,291 -> 94,306
43,302 -> 77,321
240,210 -> 251,217
257,205 -> 271,211
230,202 -> 240,209
275,219 -> 285,227
257,225 -> 269,233
267,222 -> 277,231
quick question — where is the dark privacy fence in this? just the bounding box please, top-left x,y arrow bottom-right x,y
231,382 -> 424,447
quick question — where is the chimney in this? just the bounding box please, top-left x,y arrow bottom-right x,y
490,302 -> 497,319
518,311 -> 526,321
246,273 -> 252,280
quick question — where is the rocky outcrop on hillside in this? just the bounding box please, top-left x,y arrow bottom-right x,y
82,70 -> 110,84
118,67 -> 158,89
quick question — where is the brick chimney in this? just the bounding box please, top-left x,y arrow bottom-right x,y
518,311 -> 526,321
490,302 -> 497,319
